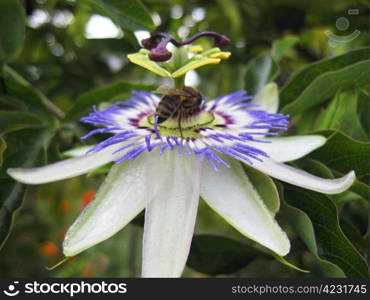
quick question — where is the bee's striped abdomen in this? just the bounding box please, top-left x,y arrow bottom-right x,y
155,87 -> 203,125
156,95 -> 181,123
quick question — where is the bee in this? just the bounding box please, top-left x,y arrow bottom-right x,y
155,86 -> 203,137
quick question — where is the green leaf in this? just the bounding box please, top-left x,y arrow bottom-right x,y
0,94 -> 28,111
187,234 -> 262,275
3,65 -> 64,120
357,89 -> 369,136
280,48 -> 370,115
0,179 -> 25,250
281,201 -> 346,277
216,0 -> 241,35
284,186 -> 369,277
244,51 -> 279,94
64,81 -> 155,121
315,90 -> 368,141
187,234 -> 307,275
294,106 -> 319,135
243,164 -> 280,215
87,0 -> 155,31
340,218 -> 368,256
0,0 -> 25,61
0,111 -> 43,133
272,36 -> 299,62
0,128 -> 53,249
272,254 -> 309,273
0,136 -> 5,166
309,130 -> 369,186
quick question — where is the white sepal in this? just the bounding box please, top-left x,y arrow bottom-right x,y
7,143 -> 127,184
251,83 -> 279,114
250,158 -> 355,194
63,156 -> 147,256
255,135 -> 326,162
201,158 -> 290,256
142,150 -> 202,277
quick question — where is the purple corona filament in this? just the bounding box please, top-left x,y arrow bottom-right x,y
80,90 -> 289,171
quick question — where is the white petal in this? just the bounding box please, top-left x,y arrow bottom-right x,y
63,156 -> 147,256
200,158 -> 290,256
251,82 -> 279,114
255,135 -> 326,162
250,158 -> 355,194
142,150 -> 202,277
7,143 -> 127,184
63,145 -> 94,157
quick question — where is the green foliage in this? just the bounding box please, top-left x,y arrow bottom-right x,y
314,90 -> 368,141
309,131 -> 369,186
86,0 -> 155,31
358,89 -> 370,136
0,0 -> 25,62
244,52 -> 279,95
0,129 -> 53,249
244,35 -> 300,94
272,36 -> 299,62
280,48 -> 370,115
3,65 -> 64,120
0,0 -> 368,278
283,186 -> 368,278
0,111 -> 43,133
282,201 -> 346,277
0,137 -> 5,166
187,234 -> 262,275
339,218 -> 368,256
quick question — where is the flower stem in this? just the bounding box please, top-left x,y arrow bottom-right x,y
173,77 -> 184,88
170,47 -> 187,87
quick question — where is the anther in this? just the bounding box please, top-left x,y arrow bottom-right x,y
149,49 -> 172,62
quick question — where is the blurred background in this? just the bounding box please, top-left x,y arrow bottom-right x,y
0,0 -> 368,278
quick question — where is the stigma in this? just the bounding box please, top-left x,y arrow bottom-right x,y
141,31 -> 230,62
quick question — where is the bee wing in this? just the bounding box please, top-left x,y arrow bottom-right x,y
154,85 -> 174,95
182,87 -> 203,100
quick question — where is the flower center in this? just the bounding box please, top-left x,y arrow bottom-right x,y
138,86 -> 230,138
142,111 -> 218,138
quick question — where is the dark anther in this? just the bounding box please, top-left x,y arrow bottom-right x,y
146,34 -> 173,62
141,31 -> 230,62
149,49 -> 172,62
